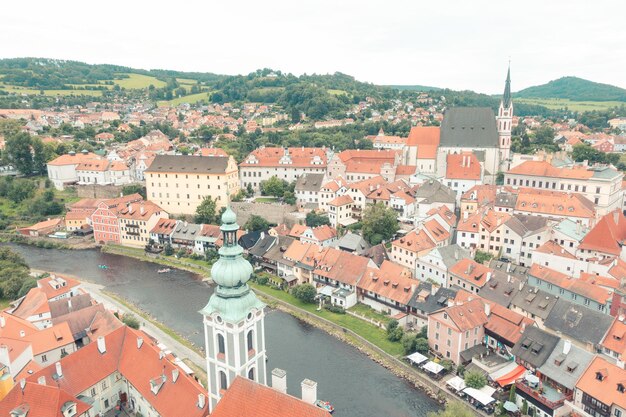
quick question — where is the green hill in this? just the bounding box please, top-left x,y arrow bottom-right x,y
388,85 -> 441,92
515,76 -> 626,102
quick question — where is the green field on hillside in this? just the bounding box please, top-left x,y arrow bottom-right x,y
113,73 -> 167,89
516,97 -> 624,112
157,91 -> 211,107
0,84 -> 103,96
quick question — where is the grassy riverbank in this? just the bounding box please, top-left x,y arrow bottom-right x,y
249,282 -> 404,356
101,244 -> 211,277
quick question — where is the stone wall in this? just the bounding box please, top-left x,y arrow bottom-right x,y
72,184 -> 141,199
231,202 -> 298,227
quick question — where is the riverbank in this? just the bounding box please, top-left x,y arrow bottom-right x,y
101,243 -> 212,278
251,284 -> 487,416
0,232 -> 98,250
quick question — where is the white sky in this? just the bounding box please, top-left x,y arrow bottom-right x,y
2,0 -> 625,94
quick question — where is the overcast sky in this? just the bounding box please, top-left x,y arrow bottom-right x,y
2,0 -> 625,94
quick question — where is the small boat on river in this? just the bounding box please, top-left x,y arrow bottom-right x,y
315,400 -> 334,413
98,264 -> 108,269
157,268 -> 171,274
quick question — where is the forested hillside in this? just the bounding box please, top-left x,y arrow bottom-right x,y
515,76 -> 626,101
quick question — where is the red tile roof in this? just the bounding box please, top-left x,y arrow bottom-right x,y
446,152 -> 481,180
579,210 -> 626,256
0,382 -> 92,417
576,356 -> 626,411
406,126 -> 440,159
529,264 -> 613,304
357,261 -> 415,305
515,189 -> 595,219
211,376 -> 331,417
449,259 -> 494,288
440,298 -> 489,332
241,147 -> 327,168
392,229 -> 436,254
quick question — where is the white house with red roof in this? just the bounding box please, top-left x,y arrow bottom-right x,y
46,151 -> 105,190
443,151 -> 483,201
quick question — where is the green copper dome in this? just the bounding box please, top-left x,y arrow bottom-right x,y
200,206 -> 265,323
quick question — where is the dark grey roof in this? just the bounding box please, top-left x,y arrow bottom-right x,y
504,214 -> 549,237
478,273 -> 524,308
537,340 -> 594,390
49,293 -> 94,318
489,260 -> 529,282
414,180 -> 456,204
460,344 -> 488,364
171,222 -> 202,241
335,232 -> 371,254
239,231 -> 262,250
510,286 -> 558,320
408,285 -> 457,313
146,154 -> 229,174
440,107 -> 499,148
295,173 -> 325,193
512,327 -> 560,369
364,244 -> 388,267
502,66 -> 512,108
544,299 -> 614,347
264,236 -> 295,264
249,235 -> 277,258
495,193 -> 518,209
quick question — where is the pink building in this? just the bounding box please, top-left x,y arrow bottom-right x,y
428,298 -> 488,365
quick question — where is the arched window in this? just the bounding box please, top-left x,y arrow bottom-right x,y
219,371 -> 227,391
248,367 -> 255,381
247,330 -> 254,352
217,333 -> 225,356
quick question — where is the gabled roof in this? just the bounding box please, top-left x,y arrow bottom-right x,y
150,218 -> 178,235
601,318 -> 626,359
510,286 -> 558,320
579,210 -> 626,256
147,154 -> 230,174
512,326 -> 560,369
576,356 -> 626,411
515,188 -> 595,219
434,298 -> 489,332
544,299 -> 614,346
446,152 -> 481,180
485,303 -> 534,346
295,173 -> 325,192
537,339 -> 593,390
391,229 -> 435,254
449,259 -> 494,288
0,382 -> 92,417
357,261 -> 415,305
211,377 -> 331,417
529,264 -> 613,304
440,107 -> 499,148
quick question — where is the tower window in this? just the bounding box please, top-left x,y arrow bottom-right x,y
219,371 -> 227,391
247,329 -> 255,354
248,367 -> 255,381
217,333 -> 226,357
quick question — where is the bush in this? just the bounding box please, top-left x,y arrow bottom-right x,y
122,314 -> 141,330
387,326 -> 404,342
291,284 -> 317,304
324,304 -> 346,314
440,359 -> 454,373
464,370 -> 487,389
163,244 -> 173,256
256,274 -> 269,286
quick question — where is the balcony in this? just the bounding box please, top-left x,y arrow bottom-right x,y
515,379 -> 571,411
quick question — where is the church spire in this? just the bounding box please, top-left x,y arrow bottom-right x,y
502,64 -> 512,109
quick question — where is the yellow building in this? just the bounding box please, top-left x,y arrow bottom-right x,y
146,154 -> 239,215
118,200 -> 169,248
0,366 -> 13,401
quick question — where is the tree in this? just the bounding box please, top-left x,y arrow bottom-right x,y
521,399 -> 528,415
122,184 -> 147,199
305,212 -> 330,227
122,314 -> 141,330
427,401 -> 475,417
414,338 -> 429,354
474,250 -> 492,264
361,202 -> 399,245
464,370 -> 487,389
283,191 -> 296,205
244,215 -> 270,232
246,183 -> 254,197
195,196 -> 217,224
164,244 -> 174,256
509,384 -> 516,403
260,176 -> 287,197
401,334 -> 418,354
5,132 -> 34,175
291,284 -> 317,304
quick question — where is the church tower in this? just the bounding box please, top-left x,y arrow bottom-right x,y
200,207 -> 267,412
497,65 -> 513,170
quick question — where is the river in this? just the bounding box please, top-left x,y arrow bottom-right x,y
3,243 -> 440,417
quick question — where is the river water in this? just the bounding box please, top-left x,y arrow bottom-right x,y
3,243 -> 440,417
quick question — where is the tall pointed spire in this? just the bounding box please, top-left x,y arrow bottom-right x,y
502,63 -> 512,108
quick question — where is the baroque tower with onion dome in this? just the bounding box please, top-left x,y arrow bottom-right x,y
200,207 -> 267,412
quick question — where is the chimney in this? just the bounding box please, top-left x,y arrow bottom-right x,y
563,340 -> 572,355
137,337 -> 144,349
19,379 -> 25,391
38,376 -> 46,385
614,211 -> 620,226
0,315 -> 5,328
519,282 -> 524,291
67,298 -> 72,311
271,368 -> 287,394
484,302 -> 491,317
301,379 -> 317,404
430,284 -> 437,296
521,322 -> 526,332
197,393 -> 206,409
506,263 -> 511,273
97,336 -> 106,354
55,362 -> 63,378
486,272 -> 492,282
172,368 -> 179,383
128,204 -> 133,214
140,206 -> 145,215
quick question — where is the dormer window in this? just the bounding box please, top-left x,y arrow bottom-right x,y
619,383 -> 625,393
